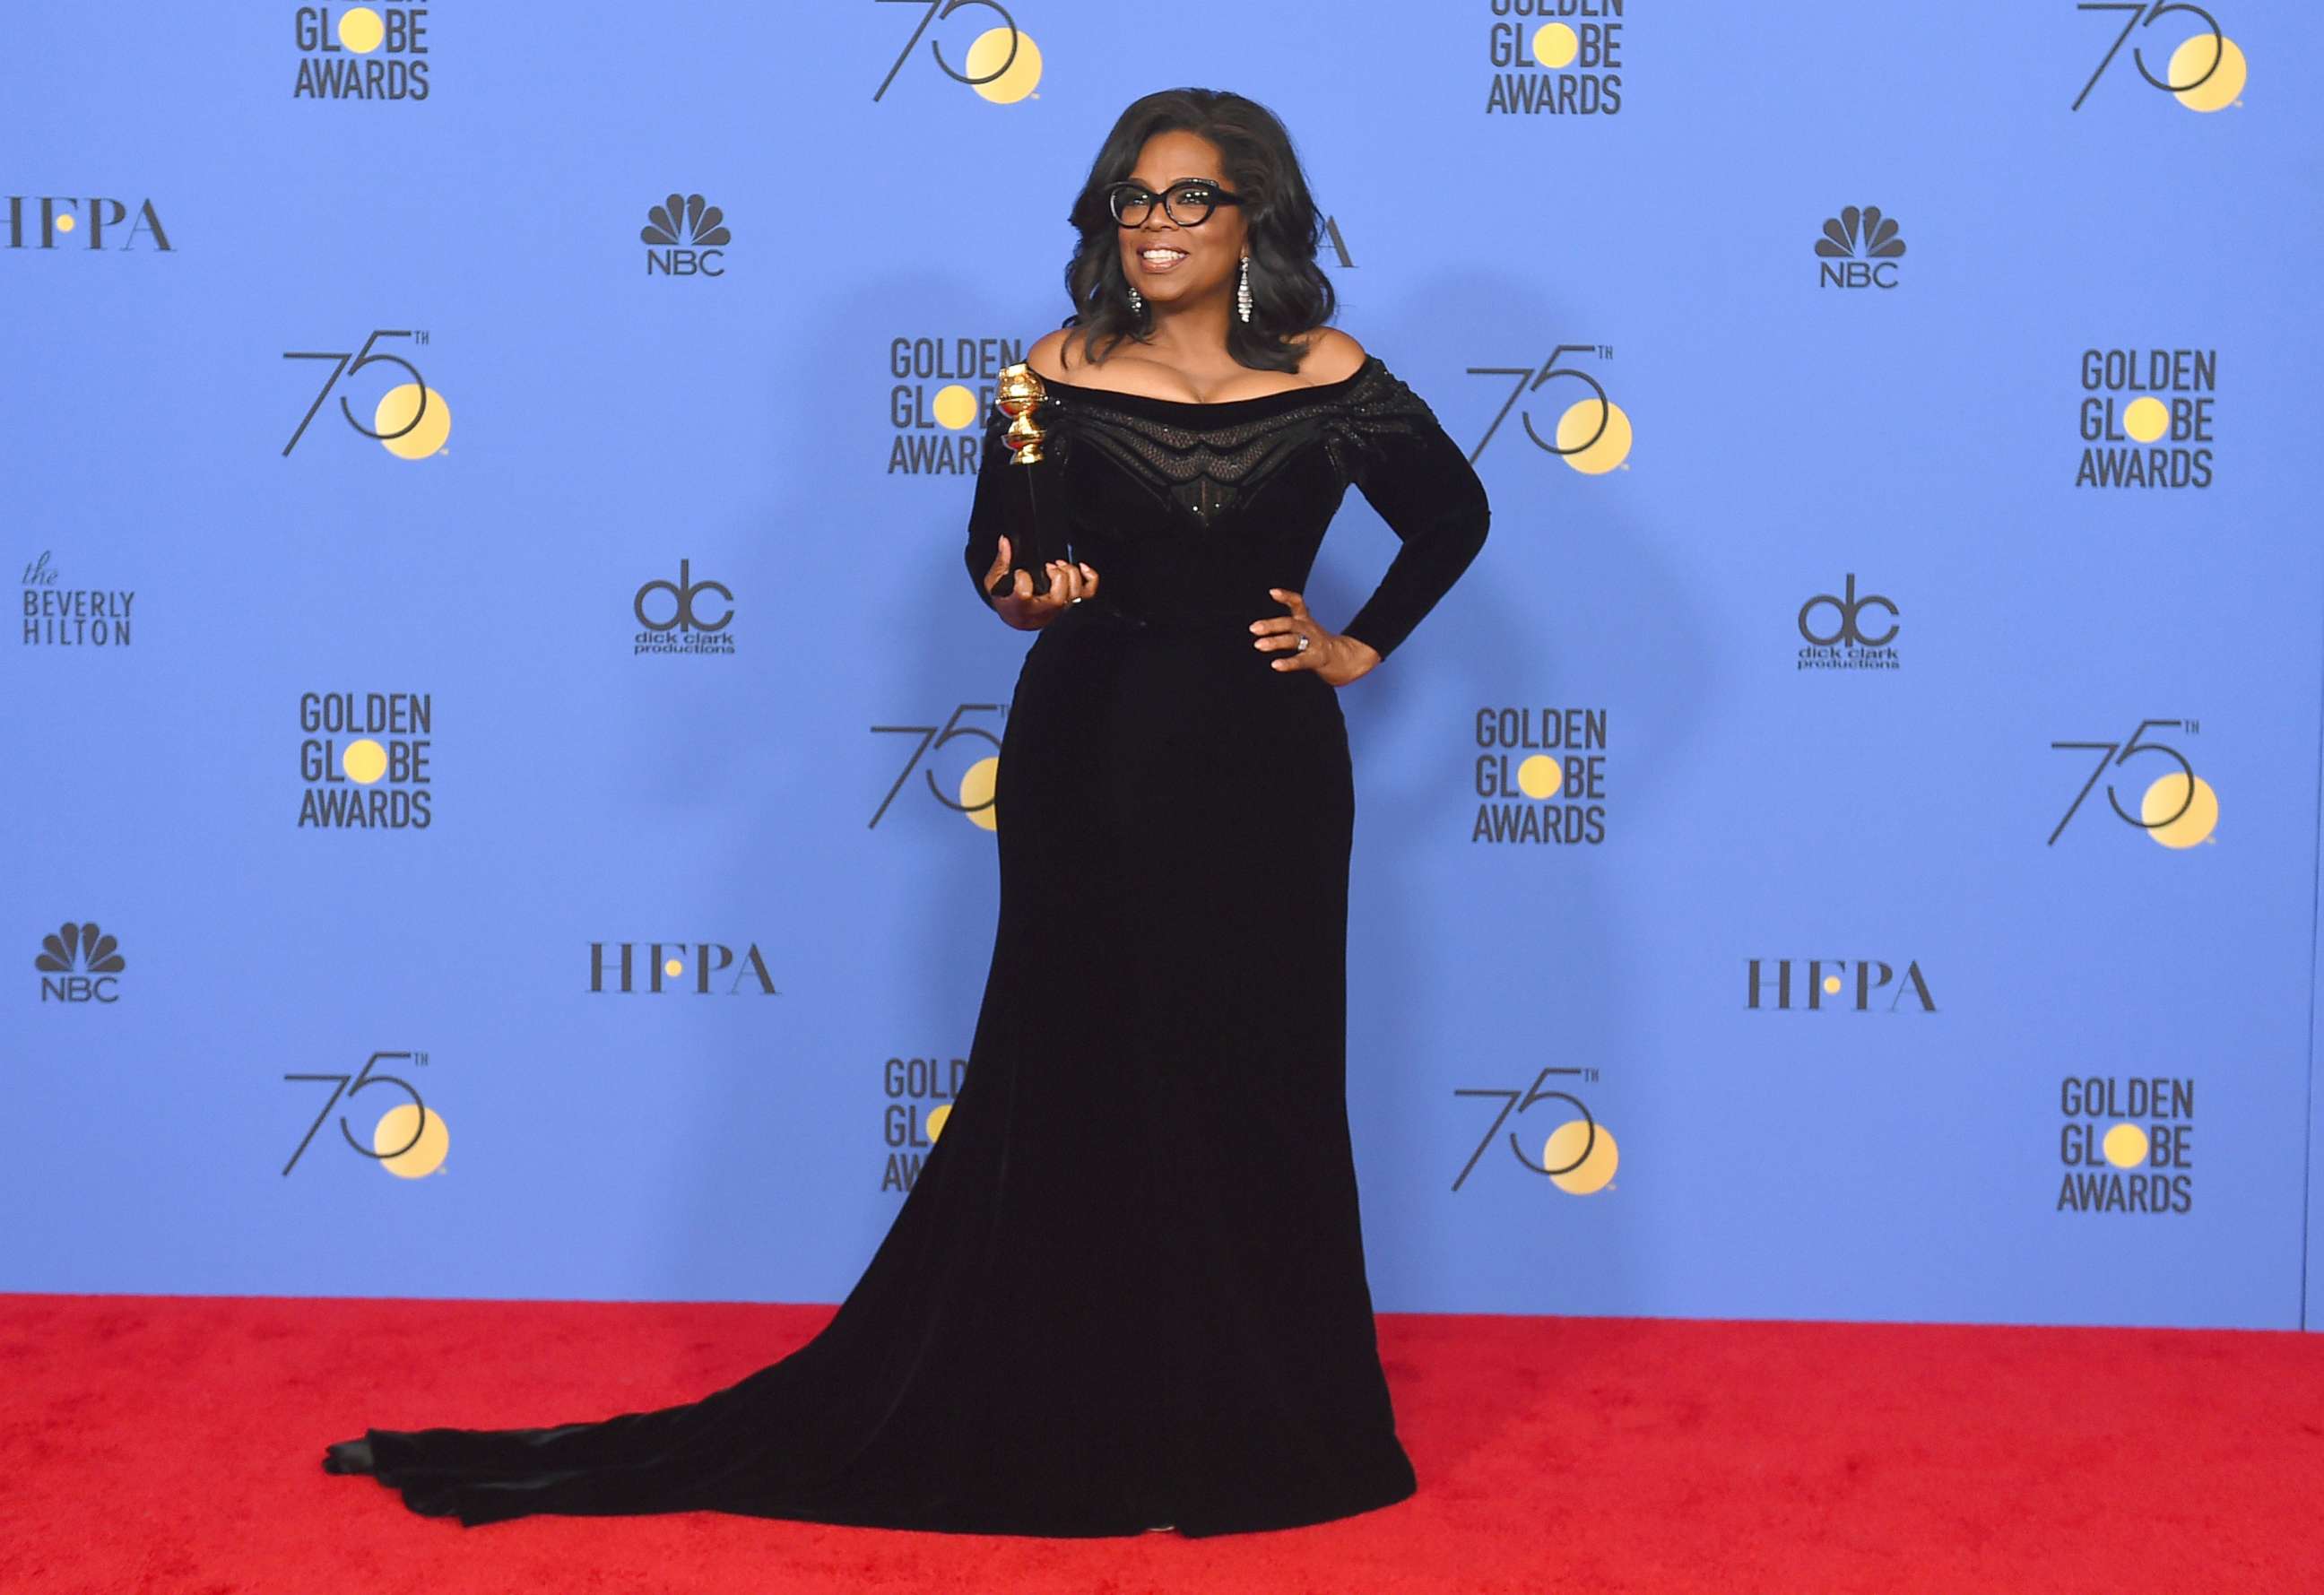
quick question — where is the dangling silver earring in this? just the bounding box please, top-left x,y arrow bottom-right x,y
1236,255 -> 1252,324
1126,282 -> 1143,313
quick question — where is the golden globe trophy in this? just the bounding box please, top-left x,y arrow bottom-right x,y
985,361 -> 1070,599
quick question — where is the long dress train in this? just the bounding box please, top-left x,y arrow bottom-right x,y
321,349 -> 1491,1537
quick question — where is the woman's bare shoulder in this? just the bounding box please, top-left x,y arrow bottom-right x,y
1024,328 -> 1081,382
1293,327 -> 1368,384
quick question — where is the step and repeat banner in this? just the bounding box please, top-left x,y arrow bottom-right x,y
7,5 -> 2322,1331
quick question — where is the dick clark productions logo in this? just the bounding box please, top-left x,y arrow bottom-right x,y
634,560 -> 734,655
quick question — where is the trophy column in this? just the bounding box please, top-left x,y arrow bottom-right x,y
985,361 -> 1071,600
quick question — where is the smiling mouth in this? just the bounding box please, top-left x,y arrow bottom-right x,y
1136,247 -> 1189,272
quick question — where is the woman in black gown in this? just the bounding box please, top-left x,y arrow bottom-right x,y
322,86 -> 1490,1539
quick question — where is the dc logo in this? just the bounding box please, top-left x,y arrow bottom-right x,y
1798,573 -> 1899,648
635,559 -> 733,633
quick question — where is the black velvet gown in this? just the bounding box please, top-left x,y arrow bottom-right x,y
321,349 -> 1491,1538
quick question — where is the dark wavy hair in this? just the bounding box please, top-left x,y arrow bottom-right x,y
1058,88 -> 1337,375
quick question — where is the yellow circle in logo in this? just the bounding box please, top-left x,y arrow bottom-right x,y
2170,33 -> 2246,113
932,385 -> 979,430
375,385 -> 452,460
1531,23 -> 1579,68
2121,395 -> 2170,444
342,738 -> 387,784
56,213 -> 76,234
926,1104 -> 952,1142
964,27 -> 1042,104
1543,1119 -> 1617,1194
960,755 -> 1000,832
1823,975 -> 1843,995
375,1103 -> 448,1178
1557,399 -> 1633,474
1516,753 -> 1559,800
2141,772 -> 2217,848
663,957 -> 684,979
2103,1123 -> 2148,1168
338,7 -> 385,53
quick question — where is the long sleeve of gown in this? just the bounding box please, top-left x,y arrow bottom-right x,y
962,401 -> 1013,610
1334,366 -> 1493,663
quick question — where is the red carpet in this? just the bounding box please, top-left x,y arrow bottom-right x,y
3,1293 -> 2319,1593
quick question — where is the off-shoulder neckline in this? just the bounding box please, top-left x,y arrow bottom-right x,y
1034,353 -> 1383,419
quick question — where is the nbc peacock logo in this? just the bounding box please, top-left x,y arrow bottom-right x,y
642,192 -> 731,278
37,921 -> 126,1004
1814,205 -> 1906,290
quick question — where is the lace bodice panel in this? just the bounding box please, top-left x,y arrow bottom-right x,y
962,353 -> 1491,661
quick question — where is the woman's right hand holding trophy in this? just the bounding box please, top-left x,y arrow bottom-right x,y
983,536 -> 1098,630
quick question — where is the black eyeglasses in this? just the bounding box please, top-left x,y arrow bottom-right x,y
1106,178 -> 1244,229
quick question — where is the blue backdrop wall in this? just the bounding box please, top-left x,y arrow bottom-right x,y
7,3 -> 2321,1331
